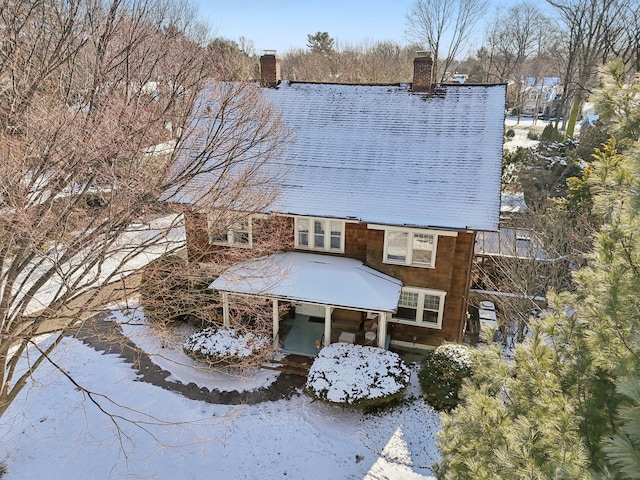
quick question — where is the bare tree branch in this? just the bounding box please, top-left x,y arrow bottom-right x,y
1,0 -> 287,416
405,0 -> 488,82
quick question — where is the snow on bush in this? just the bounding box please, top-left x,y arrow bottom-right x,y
435,343 -> 472,370
183,327 -> 270,364
306,343 -> 410,407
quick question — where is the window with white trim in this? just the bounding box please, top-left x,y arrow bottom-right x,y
383,229 -> 437,268
207,212 -> 252,247
295,217 -> 344,252
393,287 -> 446,328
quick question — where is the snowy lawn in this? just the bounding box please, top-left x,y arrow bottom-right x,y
504,116 -> 544,151
0,306 -> 440,479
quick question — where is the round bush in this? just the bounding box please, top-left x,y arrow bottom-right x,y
419,343 -> 473,411
184,327 -> 270,366
306,343 -> 410,408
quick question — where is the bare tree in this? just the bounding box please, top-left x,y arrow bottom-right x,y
0,0 -> 286,416
483,2 -> 551,116
473,208 -> 574,343
282,40 -> 420,83
207,37 -> 258,81
405,0 -> 488,82
546,0 -> 630,136
613,3 -> 640,73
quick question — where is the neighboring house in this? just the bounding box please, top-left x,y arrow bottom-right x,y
580,113 -> 599,137
472,226 -> 566,301
521,77 -> 561,118
473,188 -> 561,298
176,52 -> 505,353
475,228 -> 558,265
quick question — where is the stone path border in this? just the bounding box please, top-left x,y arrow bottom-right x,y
71,314 -> 306,405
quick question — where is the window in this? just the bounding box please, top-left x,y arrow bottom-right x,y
383,229 -> 437,268
314,220 -> 325,248
387,231 -> 408,262
295,217 -> 344,252
393,287 -> 446,328
297,218 -> 309,247
330,222 -> 342,250
207,212 -> 252,247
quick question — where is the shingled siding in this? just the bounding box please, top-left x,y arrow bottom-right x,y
186,211 -> 473,347
344,222 -> 368,262
184,211 -> 294,263
365,229 -> 474,346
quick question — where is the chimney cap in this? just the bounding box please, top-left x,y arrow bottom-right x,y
262,49 -> 277,56
415,51 -> 432,58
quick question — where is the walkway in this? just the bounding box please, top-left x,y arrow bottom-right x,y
71,316 -> 306,405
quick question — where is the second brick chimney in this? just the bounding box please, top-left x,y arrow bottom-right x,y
412,52 -> 434,91
260,50 -> 281,87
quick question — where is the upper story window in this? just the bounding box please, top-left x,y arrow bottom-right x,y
207,211 -> 252,248
383,229 -> 437,268
295,216 -> 345,253
392,287 -> 446,329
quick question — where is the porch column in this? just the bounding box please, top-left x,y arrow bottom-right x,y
377,312 -> 388,349
272,298 -> 279,341
222,292 -> 230,327
323,305 -> 332,347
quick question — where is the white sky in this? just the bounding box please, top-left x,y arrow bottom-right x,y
193,0 -> 512,54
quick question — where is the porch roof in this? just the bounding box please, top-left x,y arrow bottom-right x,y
209,252 -> 402,312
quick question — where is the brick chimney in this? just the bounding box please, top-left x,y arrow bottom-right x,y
260,50 -> 281,87
413,52 -> 433,91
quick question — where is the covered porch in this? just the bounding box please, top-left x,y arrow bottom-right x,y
277,312 -> 392,357
209,252 -> 402,357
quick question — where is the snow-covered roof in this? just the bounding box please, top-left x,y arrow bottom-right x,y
500,191 -> 527,214
266,82 -> 504,231
177,81 -> 505,232
209,251 -> 402,312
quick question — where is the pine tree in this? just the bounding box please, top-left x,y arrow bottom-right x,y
306,32 -> 335,55
436,332 -> 590,479
603,358 -> 640,480
436,60 -> 640,478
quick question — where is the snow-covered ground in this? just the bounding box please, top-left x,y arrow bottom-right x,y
8,214 -> 185,317
0,306 -> 440,479
504,116 -> 546,151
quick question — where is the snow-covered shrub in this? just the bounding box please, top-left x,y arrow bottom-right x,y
419,343 -> 473,411
183,327 -> 270,366
435,344 -> 472,370
306,343 -> 410,409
